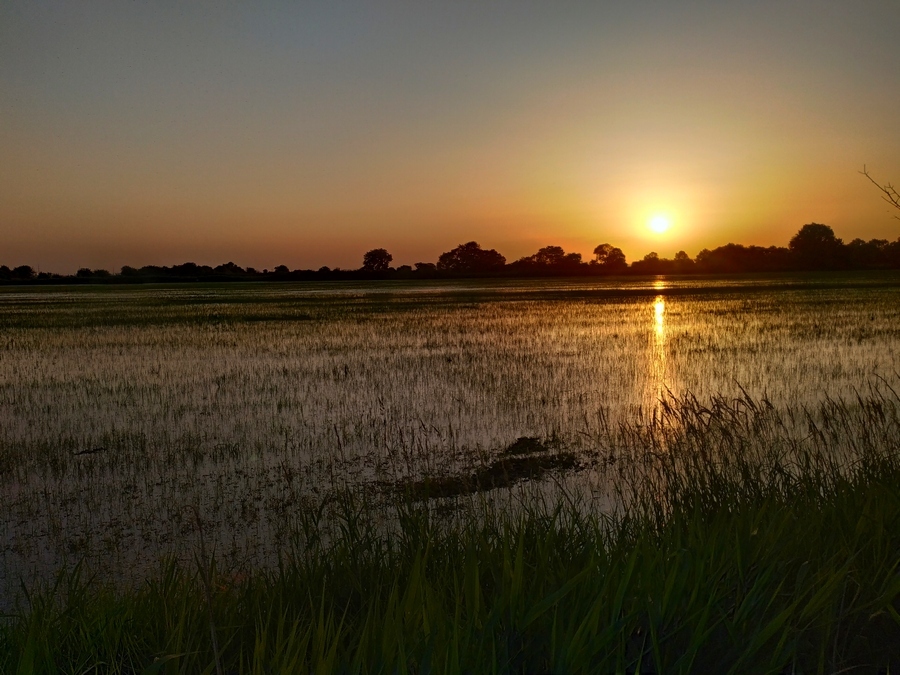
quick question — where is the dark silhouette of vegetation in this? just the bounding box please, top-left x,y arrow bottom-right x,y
414,262 -> 437,278
789,223 -> 844,270
361,248 -> 392,272
436,241 -> 506,274
695,244 -> 792,273
509,245 -> 582,275
862,166 -> 900,218
4,223 -> 900,285
591,243 -> 627,272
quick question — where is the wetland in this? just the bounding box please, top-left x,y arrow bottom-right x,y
2,273 -> 900,672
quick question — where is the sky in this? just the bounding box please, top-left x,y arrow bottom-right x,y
2,2 -> 900,274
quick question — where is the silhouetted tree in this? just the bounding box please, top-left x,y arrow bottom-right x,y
214,262 -> 245,275
171,262 -> 215,278
11,265 -> 35,279
862,166 -> 900,218
846,238 -> 889,269
414,262 -> 437,277
695,244 -> 792,273
362,248 -> 393,272
437,242 -> 506,273
73,268 -> 111,279
673,250 -> 696,274
274,265 -> 290,274
531,246 -> 566,266
511,245 -> 584,274
886,239 -> 900,268
630,252 -> 666,275
789,223 -> 844,269
592,243 -> 627,272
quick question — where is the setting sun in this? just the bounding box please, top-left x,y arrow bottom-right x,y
648,214 -> 672,234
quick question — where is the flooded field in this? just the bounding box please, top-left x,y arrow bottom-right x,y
2,273 -> 900,594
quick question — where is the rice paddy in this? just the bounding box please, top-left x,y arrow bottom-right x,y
2,273 -> 900,671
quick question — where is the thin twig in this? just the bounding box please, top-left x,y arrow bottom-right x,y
861,165 -> 900,220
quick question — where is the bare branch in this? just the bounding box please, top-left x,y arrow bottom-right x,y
861,165 -> 900,220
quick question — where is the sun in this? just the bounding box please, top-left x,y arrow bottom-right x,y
648,214 -> 672,234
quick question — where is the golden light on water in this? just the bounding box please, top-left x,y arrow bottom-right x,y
654,297 -> 665,341
650,280 -> 669,417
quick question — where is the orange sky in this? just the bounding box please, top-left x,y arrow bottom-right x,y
2,2 -> 899,273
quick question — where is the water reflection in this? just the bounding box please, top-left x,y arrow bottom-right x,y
654,298 -> 665,342
649,279 -> 669,417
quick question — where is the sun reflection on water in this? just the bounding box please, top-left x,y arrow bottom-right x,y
649,279 -> 669,418
654,298 -> 665,342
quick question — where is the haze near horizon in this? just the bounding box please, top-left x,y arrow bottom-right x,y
2,2 -> 899,274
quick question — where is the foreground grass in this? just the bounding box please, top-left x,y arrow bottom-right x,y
4,479 -> 900,672
3,387 -> 900,674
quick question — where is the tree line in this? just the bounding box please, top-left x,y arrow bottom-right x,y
3,223 -> 900,284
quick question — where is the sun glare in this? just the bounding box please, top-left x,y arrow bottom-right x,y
648,214 -> 672,234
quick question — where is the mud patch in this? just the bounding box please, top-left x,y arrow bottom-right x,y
395,437 -> 581,501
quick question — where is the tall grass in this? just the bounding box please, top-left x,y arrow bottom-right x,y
4,280 -> 900,594
3,389 -> 900,673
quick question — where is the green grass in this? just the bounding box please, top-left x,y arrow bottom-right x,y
3,392 -> 900,673
3,279 -> 900,672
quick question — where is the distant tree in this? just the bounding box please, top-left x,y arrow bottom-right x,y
215,262 -> 245,275
673,250 -> 695,274
0,265 -> 11,280
592,243 -> 627,271
562,252 -> 583,268
629,252 -> 668,275
437,242 -> 506,274
170,262 -> 214,278
318,266 -> 331,273
74,268 -> 110,278
531,245 -> 567,266
274,265 -> 290,274
414,262 -> 437,275
695,243 -> 792,273
512,245 -> 584,274
862,166 -> 900,219
120,266 -> 139,276
887,239 -> 900,268
362,248 -> 393,272
789,223 -> 844,269
846,238 -> 889,269
12,265 -> 35,279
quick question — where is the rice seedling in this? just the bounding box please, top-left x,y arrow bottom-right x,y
1,275 -> 899,671
2,385 -> 900,672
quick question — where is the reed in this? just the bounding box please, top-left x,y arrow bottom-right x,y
3,389 -> 900,673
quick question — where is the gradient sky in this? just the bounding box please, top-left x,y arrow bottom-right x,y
2,2 -> 900,273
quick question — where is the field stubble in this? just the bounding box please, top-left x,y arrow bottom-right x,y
1,277 -> 900,609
